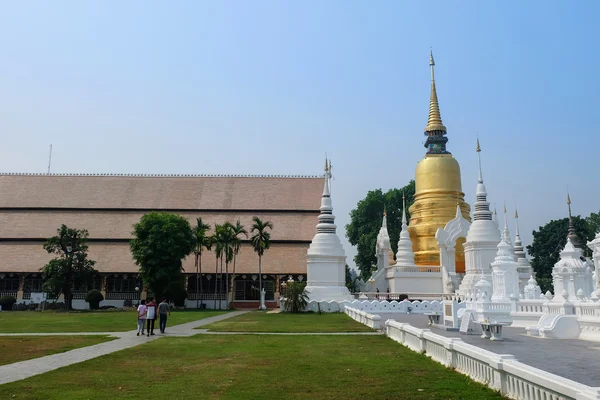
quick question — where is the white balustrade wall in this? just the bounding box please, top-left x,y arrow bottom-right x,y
344,307 -> 382,329
385,320 -> 600,400
302,299 -> 443,314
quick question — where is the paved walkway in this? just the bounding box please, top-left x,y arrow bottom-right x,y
0,311 -> 248,385
391,314 -> 600,387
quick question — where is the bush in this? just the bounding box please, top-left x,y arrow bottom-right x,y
284,282 -> 308,313
99,305 -> 117,310
123,299 -> 133,307
399,294 -> 409,301
166,279 -> 188,307
85,289 -> 104,310
0,295 -> 17,311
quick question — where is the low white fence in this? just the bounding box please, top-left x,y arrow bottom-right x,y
305,299 -> 443,314
357,292 -> 448,301
385,320 -> 600,400
345,307 -> 382,329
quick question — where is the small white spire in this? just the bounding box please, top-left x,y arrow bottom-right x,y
402,191 -> 408,225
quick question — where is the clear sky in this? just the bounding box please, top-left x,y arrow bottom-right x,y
1,1 -> 598,269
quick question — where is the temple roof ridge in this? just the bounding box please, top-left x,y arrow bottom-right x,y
0,172 -> 321,179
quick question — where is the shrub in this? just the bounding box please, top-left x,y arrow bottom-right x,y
123,299 -> 133,307
284,282 -> 308,313
166,279 -> 188,307
399,294 -> 409,301
0,295 -> 17,311
85,289 -> 104,310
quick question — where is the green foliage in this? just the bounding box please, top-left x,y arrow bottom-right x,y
526,216 -> 593,293
346,181 -> 415,278
345,264 -> 358,292
284,282 -> 308,313
0,295 -> 16,311
250,217 -> 274,257
41,225 -> 98,310
165,277 -> 188,307
84,289 -> 104,310
130,212 -> 195,300
587,211 -> 600,237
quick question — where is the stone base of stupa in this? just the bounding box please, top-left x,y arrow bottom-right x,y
305,285 -> 353,302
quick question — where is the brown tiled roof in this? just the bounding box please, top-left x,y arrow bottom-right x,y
0,174 -> 324,210
0,211 -> 317,241
0,242 -> 309,275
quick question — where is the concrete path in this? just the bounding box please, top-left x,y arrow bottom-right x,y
391,314 -> 600,387
0,311 -> 248,385
194,330 -> 382,335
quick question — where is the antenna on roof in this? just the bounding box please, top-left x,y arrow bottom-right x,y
47,144 -> 52,174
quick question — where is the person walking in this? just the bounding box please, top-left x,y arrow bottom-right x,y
136,299 -> 147,336
158,297 -> 171,334
146,297 -> 157,336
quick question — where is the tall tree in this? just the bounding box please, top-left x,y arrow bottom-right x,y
212,224 -> 225,309
41,225 -> 97,310
229,220 -> 248,304
587,211 -> 600,237
250,216 -> 273,309
346,181 -> 415,278
526,216 -> 593,293
192,217 -> 212,309
130,212 -> 195,300
221,222 -> 235,309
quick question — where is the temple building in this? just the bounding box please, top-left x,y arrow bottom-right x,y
408,51 -> 471,272
0,173 -> 323,308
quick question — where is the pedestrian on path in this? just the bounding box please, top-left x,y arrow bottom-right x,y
146,297 -> 157,336
137,299 -> 147,336
158,297 -> 171,333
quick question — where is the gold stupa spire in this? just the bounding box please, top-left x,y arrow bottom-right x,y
425,50 -> 447,133
324,155 -> 328,172
383,206 -> 387,217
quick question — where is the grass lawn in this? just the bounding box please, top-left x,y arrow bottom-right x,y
0,310 -> 227,333
0,336 -> 114,366
202,311 -> 374,332
0,335 -> 504,400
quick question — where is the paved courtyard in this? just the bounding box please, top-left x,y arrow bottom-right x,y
390,314 -> 600,387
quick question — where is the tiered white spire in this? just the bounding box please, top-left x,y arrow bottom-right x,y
305,158 -> 352,302
375,208 -> 392,270
513,208 -> 525,259
395,193 -> 416,267
458,138 -> 501,296
551,237 -> 589,302
473,138 -> 493,222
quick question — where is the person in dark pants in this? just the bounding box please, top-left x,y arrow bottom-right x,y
146,297 -> 157,336
158,297 -> 171,333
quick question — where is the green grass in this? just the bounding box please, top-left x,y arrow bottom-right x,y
0,310 -> 228,333
202,311 -> 374,332
0,335 -> 504,399
0,336 -> 114,366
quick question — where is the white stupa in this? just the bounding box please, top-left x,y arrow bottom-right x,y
375,209 -> 392,272
491,210 -> 520,303
587,231 -> 600,299
458,139 -> 501,295
305,160 -> 352,302
387,193 -> 426,293
513,208 -> 533,293
552,237 -> 590,302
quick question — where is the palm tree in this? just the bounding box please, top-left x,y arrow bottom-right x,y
192,217 -> 212,309
229,220 -> 248,304
250,216 -> 273,310
221,222 -> 235,309
212,224 -> 224,309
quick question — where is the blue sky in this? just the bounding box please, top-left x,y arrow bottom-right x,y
0,1 -> 598,268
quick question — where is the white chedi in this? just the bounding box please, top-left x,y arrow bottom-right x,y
305,169 -> 352,302
551,238 -> 592,302
491,235 -> 520,303
587,231 -> 600,300
524,275 -> 542,300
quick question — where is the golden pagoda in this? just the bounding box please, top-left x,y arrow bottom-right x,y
408,51 -> 471,272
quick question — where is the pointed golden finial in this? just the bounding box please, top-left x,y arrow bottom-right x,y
504,202 -> 507,214
324,154 -> 328,172
425,49 -> 447,133
567,193 -> 571,205
476,137 -> 481,152
515,208 -> 519,219
383,206 -> 387,217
